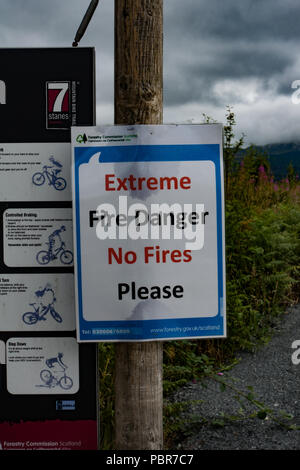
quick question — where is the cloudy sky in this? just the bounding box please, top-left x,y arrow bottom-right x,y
1,0 -> 300,146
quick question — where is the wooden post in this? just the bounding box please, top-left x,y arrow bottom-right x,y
114,0 -> 164,450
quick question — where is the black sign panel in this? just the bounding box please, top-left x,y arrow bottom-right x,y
0,48 -> 95,141
0,48 -> 98,451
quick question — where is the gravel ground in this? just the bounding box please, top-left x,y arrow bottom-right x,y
172,305 -> 300,450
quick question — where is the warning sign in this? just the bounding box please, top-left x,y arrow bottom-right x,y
72,124 -> 226,342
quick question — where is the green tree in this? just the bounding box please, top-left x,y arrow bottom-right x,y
287,162 -> 297,186
223,106 -> 244,194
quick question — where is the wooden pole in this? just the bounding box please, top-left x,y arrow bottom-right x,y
114,0 -> 163,450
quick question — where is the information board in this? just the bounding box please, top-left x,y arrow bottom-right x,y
72,124 -> 226,342
0,48 -> 97,450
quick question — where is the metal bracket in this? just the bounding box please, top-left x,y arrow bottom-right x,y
72,0 -> 100,47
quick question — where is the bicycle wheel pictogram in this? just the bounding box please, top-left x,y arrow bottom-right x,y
40,369 -> 58,387
50,307 -> 63,323
53,177 -> 67,191
60,250 -> 73,265
32,172 -> 45,186
59,375 -> 73,390
22,312 -> 38,325
36,250 -> 51,265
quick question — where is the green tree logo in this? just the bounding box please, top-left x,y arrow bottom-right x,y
76,133 -> 88,144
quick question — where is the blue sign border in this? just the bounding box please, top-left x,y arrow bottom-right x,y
73,144 -> 225,341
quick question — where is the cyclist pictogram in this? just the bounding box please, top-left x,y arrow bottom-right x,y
36,226 -> 73,265
22,285 -> 62,325
32,156 -> 67,191
37,353 -> 73,390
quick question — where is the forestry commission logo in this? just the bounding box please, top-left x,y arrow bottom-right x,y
46,81 -> 71,129
0,80 -> 6,104
76,133 -> 88,144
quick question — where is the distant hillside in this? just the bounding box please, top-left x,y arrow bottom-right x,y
240,143 -> 300,180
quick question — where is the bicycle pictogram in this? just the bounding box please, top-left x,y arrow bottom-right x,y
32,156 -> 66,191
22,285 -> 62,325
37,353 -> 73,390
36,226 -> 73,265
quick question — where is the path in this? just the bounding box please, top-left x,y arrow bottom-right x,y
172,305 -> 300,450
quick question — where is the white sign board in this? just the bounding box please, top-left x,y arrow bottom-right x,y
6,337 -> 79,395
0,143 -> 71,201
71,124 -> 226,342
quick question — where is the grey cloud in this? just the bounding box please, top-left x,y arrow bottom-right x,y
164,44 -> 293,107
165,0 -> 300,43
0,0 -> 113,46
163,0 -> 299,109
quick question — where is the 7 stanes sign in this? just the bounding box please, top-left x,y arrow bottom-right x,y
46,81 -> 71,129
